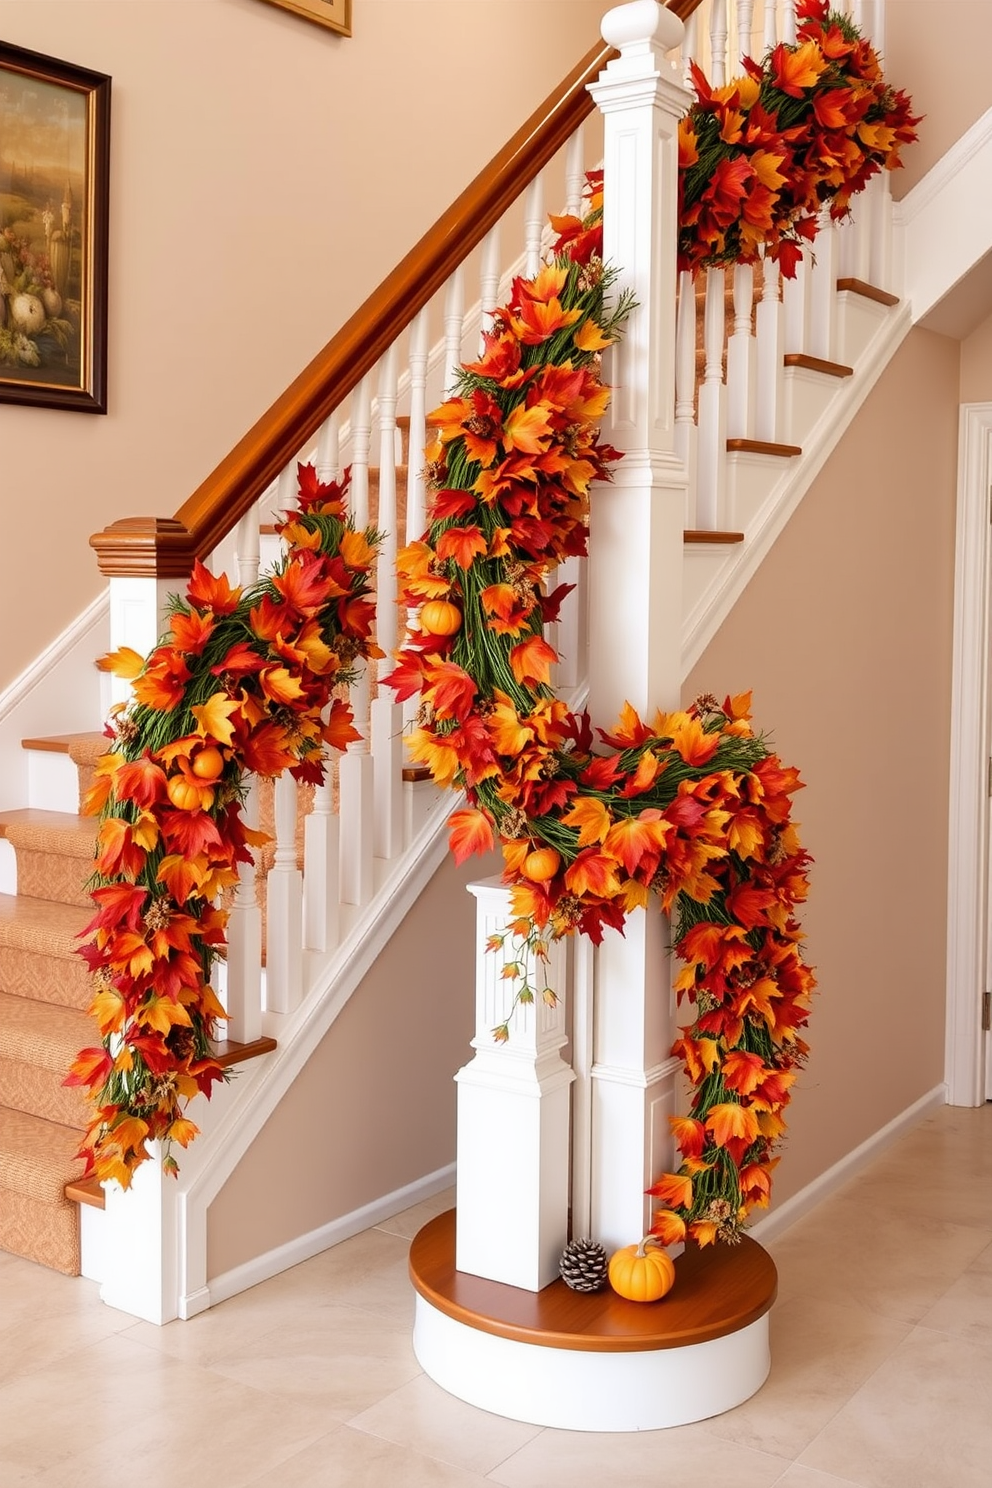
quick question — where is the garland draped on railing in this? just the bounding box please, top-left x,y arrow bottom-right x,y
386,176 -> 814,1244
679,0 -> 919,276
68,472 -> 380,1187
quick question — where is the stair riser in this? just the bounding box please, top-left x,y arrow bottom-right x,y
13,850 -> 93,911
0,1063 -> 89,1130
835,290 -> 893,368
0,948 -> 92,1013
781,368 -> 843,448
25,750 -> 86,816
0,1190 -> 79,1275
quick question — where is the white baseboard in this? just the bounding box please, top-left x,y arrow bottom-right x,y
197,1162 -> 455,1316
749,1083 -> 947,1247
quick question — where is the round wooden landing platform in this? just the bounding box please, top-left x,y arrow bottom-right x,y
409,1211 -> 777,1432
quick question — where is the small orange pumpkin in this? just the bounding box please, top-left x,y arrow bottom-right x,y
190,745 -> 225,781
522,846 -> 561,882
167,774 -> 213,813
420,599 -> 462,637
607,1237 -> 676,1302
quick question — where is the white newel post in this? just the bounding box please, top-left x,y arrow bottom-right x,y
586,1 -> 689,1252
107,575 -> 174,708
455,880 -> 573,1291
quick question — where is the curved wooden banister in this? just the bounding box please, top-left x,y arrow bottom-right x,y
91,0 -> 703,578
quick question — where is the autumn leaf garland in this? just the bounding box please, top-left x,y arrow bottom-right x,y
679,0 -> 920,276
68,468 -> 380,1188
386,176 -> 816,1247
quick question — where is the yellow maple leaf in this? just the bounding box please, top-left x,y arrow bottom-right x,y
192,692 -> 241,746
561,795 -> 612,847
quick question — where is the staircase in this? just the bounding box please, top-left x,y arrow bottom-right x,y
0,0 -> 971,1315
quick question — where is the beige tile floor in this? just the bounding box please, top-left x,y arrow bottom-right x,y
1,1104 -> 990,1488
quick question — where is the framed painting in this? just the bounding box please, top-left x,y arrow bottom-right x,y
257,0 -> 352,36
0,43 -> 110,413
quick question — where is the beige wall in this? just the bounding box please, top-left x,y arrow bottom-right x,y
684,326 -> 960,1211
960,308 -> 992,402
0,0 -> 605,692
207,847 -> 490,1277
885,0 -> 992,199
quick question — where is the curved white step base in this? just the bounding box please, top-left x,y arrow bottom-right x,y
413,1292 -> 771,1432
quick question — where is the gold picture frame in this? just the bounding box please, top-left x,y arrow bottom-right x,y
258,0 -> 352,36
0,41 -> 111,413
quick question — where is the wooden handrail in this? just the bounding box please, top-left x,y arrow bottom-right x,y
91,0 -> 702,578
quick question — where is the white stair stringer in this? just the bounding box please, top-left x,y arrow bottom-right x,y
681,296 -> 912,678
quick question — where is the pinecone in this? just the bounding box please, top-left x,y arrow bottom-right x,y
558,1238 -> 609,1292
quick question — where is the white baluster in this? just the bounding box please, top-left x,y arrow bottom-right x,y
316,410 -> 340,483
709,0 -> 729,85
372,345 -> 404,861
754,253 -> 784,444
808,211 -> 837,362
479,225 -> 501,341
735,0 -> 755,63
555,553 -> 585,695
682,10 -> 698,83
441,267 -> 465,398
339,376 -> 375,906
265,772 -> 303,1014
223,508 -> 263,1043
783,0 -> 797,44
763,0 -> 778,50
403,309 -> 430,746
303,411 -> 344,953
523,173 -> 544,278
726,262 -> 755,439
674,269 -> 699,525
868,172 -> 893,291
565,124 -> 585,217
303,748 -> 339,954
782,250 -> 808,355
226,781 -> 262,1044
696,266 -> 728,528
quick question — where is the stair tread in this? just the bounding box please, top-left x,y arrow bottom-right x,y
835,276 -> 899,307
21,732 -> 107,762
0,893 -> 93,958
684,529 -> 745,545
0,1107 -> 86,1204
0,809 -> 97,857
783,353 -> 854,378
0,991 -> 93,1069
727,438 -> 803,458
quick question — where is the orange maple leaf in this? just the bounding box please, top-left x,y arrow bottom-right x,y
509,635 -> 558,689
448,808 -> 495,866
186,560 -> 241,615
435,525 -> 488,570
770,39 -> 827,97
560,795 -> 612,847
97,646 -> 146,680
646,1171 -> 693,1209
603,812 -> 670,876
564,848 -> 622,899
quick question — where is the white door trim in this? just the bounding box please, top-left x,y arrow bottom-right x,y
945,402 -> 992,1105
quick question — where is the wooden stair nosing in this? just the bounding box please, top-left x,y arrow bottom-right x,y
783,353 -> 854,378
835,277 -> 899,307
61,1038 -> 278,1213
683,529 -> 745,545
726,438 -> 802,458
21,732 -> 106,755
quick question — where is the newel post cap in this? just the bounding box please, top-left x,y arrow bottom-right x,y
601,0 -> 684,52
